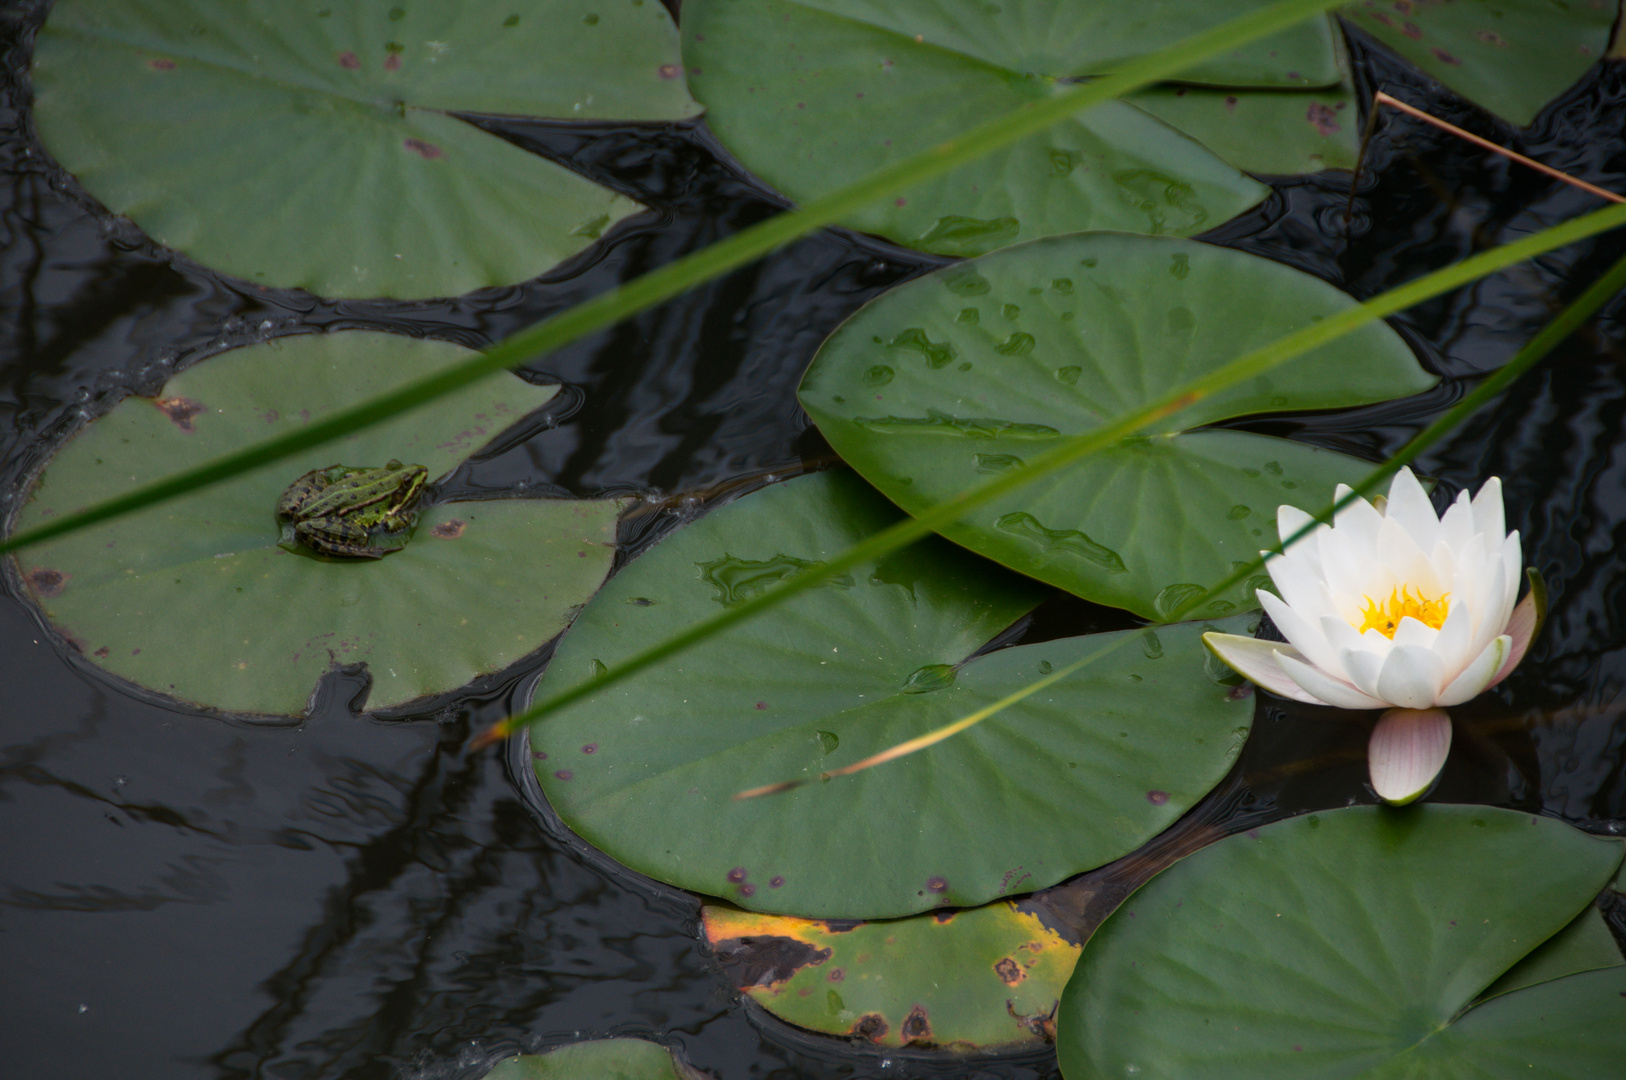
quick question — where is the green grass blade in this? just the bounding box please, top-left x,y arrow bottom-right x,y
740,250 -> 1626,791
482,202 -> 1626,745
1,0 -> 1348,559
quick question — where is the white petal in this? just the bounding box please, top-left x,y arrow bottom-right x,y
1202,633 -> 1323,703
1437,635 -> 1510,706
1471,477 -> 1505,541
1431,595 -> 1475,681
1391,616 -> 1440,650
1260,590 -> 1343,676
1436,491 -> 1475,554
1267,554 -> 1339,626
1375,516 -> 1441,596
1276,503 -> 1320,554
1368,708 -> 1452,805
1277,651 -> 1387,710
1340,646 -> 1387,700
1332,484 -> 1385,548
1385,467 -> 1441,551
1375,645 -> 1447,709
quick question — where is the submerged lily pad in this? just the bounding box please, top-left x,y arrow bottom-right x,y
800,232 -> 1436,620
529,470 -> 1256,918
13,332 -> 620,716
483,1039 -> 704,1080
31,0 -> 699,298
704,900 -> 1080,1049
1342,0 -> 1614,127
1057,805 -> 1626,1079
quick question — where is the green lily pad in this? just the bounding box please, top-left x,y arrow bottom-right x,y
1479,903 -> 1623,1001
683,0 -> 1296,255
482,1039 -> 704,1080
800,232 -> 1436,620
529,470 -> 1256,919
703,900 -> 1081,1049
1129,81 -> 1362,174
1341,0 -> 1614,127
1056,805 -> 1626,1079
13,331 -> 621,716
31,0 -> 700,299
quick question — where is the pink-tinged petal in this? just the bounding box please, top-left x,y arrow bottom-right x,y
1489,570 -> 1546,687
1385,467 -> 1441,551
1277,651 -> 1387,710
1436,636 -> 1509,707
1259,590 -> 1342,675
1202,633 -> 1323,703
1375,645 -> 1447,709
1471,476 -> 1505,540
1368,708 -> 1452,805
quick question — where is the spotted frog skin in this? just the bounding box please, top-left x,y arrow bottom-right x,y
275,460 -> 428,559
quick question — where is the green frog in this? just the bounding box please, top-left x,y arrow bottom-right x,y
275,460 -> 429,559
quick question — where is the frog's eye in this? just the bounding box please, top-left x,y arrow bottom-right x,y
385,459 -> 403,471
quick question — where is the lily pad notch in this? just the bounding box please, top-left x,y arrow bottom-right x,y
13,331 -> 623,717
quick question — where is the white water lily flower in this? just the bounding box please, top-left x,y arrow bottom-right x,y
1203,467 -> 1540,713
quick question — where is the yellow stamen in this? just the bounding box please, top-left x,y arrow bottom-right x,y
1355,586 -> 1450,638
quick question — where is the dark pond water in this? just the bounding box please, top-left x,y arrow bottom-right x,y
3,5 -> 1626,1078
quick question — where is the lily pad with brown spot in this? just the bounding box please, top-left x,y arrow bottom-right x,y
12,331 -> 621,717
704,900 -> 1081,1050
31,0 -> 700,298
1342,0 -> 1615,127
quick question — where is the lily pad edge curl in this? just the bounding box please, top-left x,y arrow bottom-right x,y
12,330 -> 623,718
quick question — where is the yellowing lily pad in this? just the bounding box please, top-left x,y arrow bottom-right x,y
31,0 -> 700,298
704,901 -> 1080,1050
12,332 -> 621,717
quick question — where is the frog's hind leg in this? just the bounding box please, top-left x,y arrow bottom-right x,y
295,519 -> 396,559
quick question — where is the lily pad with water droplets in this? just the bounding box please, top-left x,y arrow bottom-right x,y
800,232 -> 1436,620
482,1039 -> 705,1080
30,0 -> 699,299
1342,0 -> 1615,127
528,470 -> 1256,919
1057,805 -> 1626,1079
683,0 -> 1348,256
12,332 -> 621,717
704,899 -> 1081,1049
